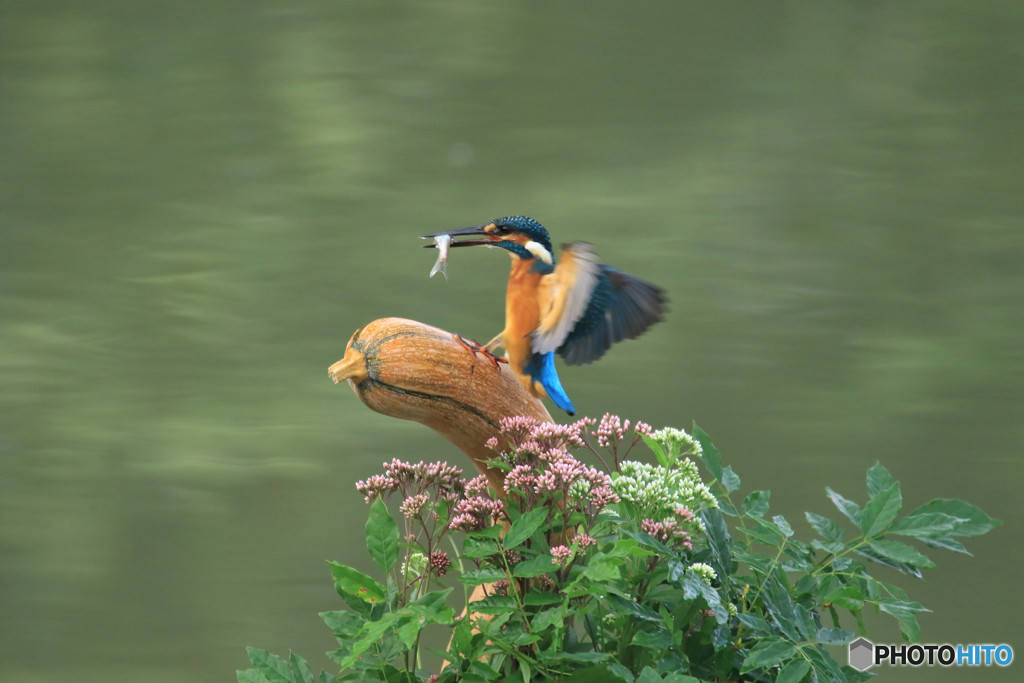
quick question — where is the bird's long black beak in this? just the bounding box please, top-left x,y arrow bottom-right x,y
420,223 -> 496,248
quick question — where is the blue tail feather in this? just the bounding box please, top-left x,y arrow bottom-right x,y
524,351 -> 576,415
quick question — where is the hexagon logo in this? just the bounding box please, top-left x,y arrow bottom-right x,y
849,637 -> 874,671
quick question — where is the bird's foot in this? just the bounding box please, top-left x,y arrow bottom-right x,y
454,333 -> 508,368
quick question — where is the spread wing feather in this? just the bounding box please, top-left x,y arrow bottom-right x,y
531,243 -> 601,355
532,243 -> 666,366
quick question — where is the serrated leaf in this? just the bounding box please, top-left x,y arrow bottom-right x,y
825,487 -> 862,526
776,658 -> 811,683
867,539 -> 935,568
773,514 -> 794,537
700,508 -> 732,582
246,648 -> 293,683
692,424 -> 722,481
805,512 -> 844,542
866,462 -> 895,497
904,499 -> 1001,538
743,490 -> 771,517
890,511 -> 966,537
319,610 -> 362,636
803,644 -> 846,682
504,506 -> 550,549
605,593 -> 661,622
365,498 -> 399,575
860,482 -> 902,537
721,465 -> 741,493
459,567 -> 508,586
816,627 -> 855,645
740,637 -> 797,673
396,617 -> 423,649
531,606 -> 567,633
821,586 -> 864,611
467,595 -> 517,614
878,599 -> 926,642
236,670 -> 270,683
462,536 -> 501,558
524,591 -> 562,606
582,557 -> 621,582
513,553 -> 556,578
633,627 -> 674,649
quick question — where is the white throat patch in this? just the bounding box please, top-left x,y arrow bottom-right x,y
525,240 -> 553,264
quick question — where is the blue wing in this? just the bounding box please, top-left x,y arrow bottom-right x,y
556,265 -> 666,366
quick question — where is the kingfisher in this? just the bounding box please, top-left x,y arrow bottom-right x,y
422,215 -> 665,415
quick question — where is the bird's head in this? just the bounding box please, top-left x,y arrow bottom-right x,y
422,215 -> 554,267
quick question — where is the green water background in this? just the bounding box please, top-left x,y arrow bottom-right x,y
1,2 -> 1021,681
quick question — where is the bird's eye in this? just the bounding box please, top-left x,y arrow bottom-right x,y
491,225 -> 509,236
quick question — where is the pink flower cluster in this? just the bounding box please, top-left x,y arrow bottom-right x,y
551,545 -> 574,567
491,415 -> 593,457
594,413 -> 652,448
449,496 -> 505,532
641,518 -> 694,550
354,459 -> 466,505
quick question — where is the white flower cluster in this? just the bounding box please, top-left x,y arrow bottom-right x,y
612,458 -> 717,524
648,426 -> 703,463
688,562 -> 717,585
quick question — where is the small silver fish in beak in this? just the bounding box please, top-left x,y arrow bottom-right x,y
429,233 -> 451,280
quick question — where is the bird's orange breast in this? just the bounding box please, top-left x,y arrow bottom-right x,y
504,259 -> 544,379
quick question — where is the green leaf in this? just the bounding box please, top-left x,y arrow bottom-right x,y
328,561 -> 386,604
867,539 -> 935,569
459,567 -> 507,586
289,653 -> 315,683
642,434 -> 670,467
396,617 -> 423,650
742,490 -> 771,517
803,644 -> 847,682
821,586 -> 864,611
816,628 -> 855,645
462,536 -> 501,558
524,591 -> 562,606
740,637 -> 797,673
681,571 -> 727,623
504,506 -> 550,549
825,487 -> 862,527
513,553 -> 556,578
365,497 -> 399,574
531,606 -> 566,633
878,598 -> 927,642
319,610 -> 362,636
692,424 -> 722,481
605,593 -> 662,622
805,511 -> 844,543
890,511 -> 967,537
700,508 -> 732,582
903,499 -> 1001,538
860,482 -> 902,537
236,670 -> 270,683
776,659 -> 811,683
773,514 -> 794,537
246,648 -> 293,683
721,465 -> 741,493
739,516 -> 786,547
469,595 -> 517,614
866,461 -> 895,497
582,556 -> 621,582
633,628 -> 674,650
